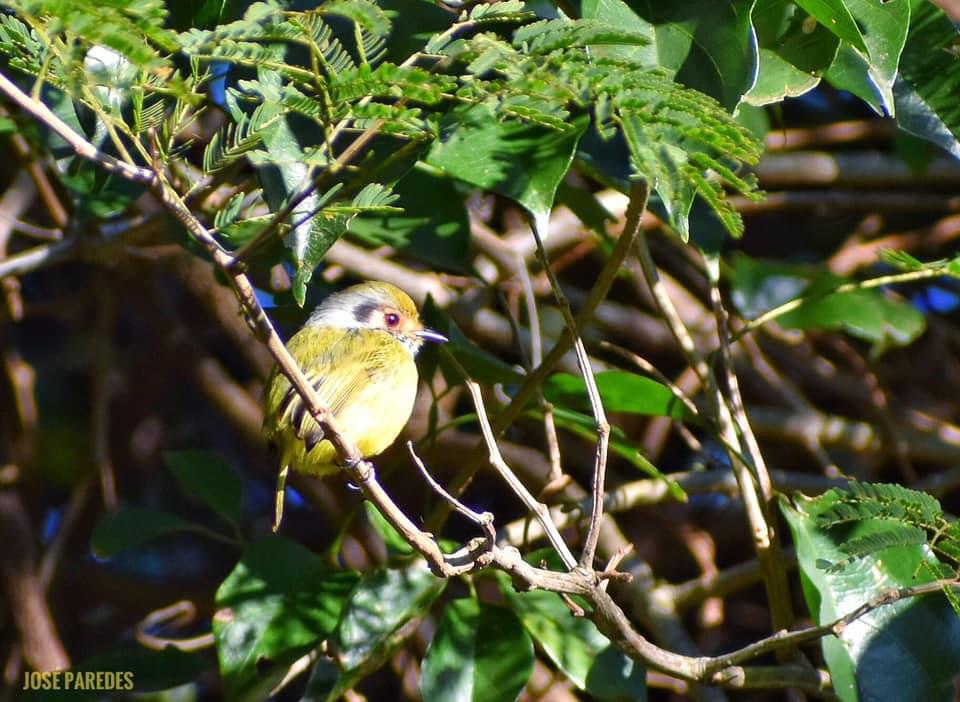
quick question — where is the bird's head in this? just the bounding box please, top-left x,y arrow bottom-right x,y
306,281 -> 447,354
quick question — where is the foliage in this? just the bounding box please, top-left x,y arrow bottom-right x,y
783,487 -> 960,702
2,0 -> 960,700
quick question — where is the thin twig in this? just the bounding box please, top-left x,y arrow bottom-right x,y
708,273 -> 794,638
634,229 -> 710,385
735,267 -> 951,340
38,475 -> 95,590
0,237 -> 76,279
0,73 -> 155,186
457,371 -> 578,571
518,256 -> 563,482
708,574 -> 960,672
428,181 -> 650,526
529,214 -> 609,571
407,441 -> 495,544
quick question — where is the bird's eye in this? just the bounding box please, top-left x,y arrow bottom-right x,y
385,312 -> 400,328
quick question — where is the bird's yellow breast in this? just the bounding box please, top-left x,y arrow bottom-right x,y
263,325 -> 419,477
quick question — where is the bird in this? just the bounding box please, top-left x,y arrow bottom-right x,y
263,280 -> 447,529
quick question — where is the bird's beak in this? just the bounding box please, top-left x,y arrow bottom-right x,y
416,328 -> 448,344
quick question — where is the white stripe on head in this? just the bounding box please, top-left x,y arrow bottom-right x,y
306,285 -> 391,330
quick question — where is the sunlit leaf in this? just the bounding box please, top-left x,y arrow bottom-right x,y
782,492 -> 960,702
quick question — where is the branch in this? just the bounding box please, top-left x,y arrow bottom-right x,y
529,213 -> 610,571
0,73 -> 155,186
708,269 -> 794,636
454,368 -> 577,571
429,181 -> 650,525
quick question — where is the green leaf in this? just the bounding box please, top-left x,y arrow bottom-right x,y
213,536 -> 359,701
579,0 -> 657,67
43,86 -> 144,219
793,0 -> 867,53
823,0 -> 910,115
337,563 -> 446,671
318,562 -> 445,699
427,105 -> 588,222
90,506 -> 197,558
348,168 -> 472,274
163,450 -> 243,525
420,598 -> 534,702
543,370 -> 690,420
745,0 -> 839,105
512,17 -> 652,54
499,581 -> 646,700
893,0 -> 960,158
670,0 -> 758,112
591,0 -> 758,111
782,492 -> 960,702
730,255 -> 926,352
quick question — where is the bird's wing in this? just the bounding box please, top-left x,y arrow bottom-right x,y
280,331 -> 391,452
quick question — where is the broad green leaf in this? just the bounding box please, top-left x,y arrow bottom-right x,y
163,450 -> 243,525
57,161 -> 145,219
167,0 -> 240,30
782,491 -> 960,702
426,106 -> 588,222
745,0 -> 839,105
573,0 -> 658,67
90,506 -> 197,558
823,0 -> 910,115
213,536 -> 359,701
420,598 -> 534,702
893,0 -> 960,158
730,255 -> 926,352
590,0 -> 758,111
543,370 -> 689,420
337,563 -> 445,671
671,0 -> 758,111
894,128 -> 936,175
793,0 -> 867,53
499,581 -> 646,700
348,168 -> 472,274
21,647 -> 206,702
323,562 -> 445,700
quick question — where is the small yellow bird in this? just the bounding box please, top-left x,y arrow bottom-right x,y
263,281 -> 446,528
